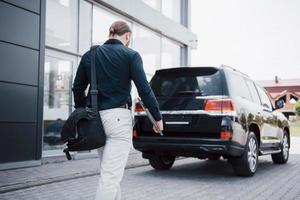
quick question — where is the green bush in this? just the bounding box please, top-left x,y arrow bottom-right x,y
295,100 -> 300,116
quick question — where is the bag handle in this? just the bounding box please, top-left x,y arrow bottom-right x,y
90,45 -> 99,111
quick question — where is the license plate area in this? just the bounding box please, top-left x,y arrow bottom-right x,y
163,115 -> 192,127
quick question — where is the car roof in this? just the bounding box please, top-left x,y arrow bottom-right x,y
156,66 -> 218,72
155,66 -> 220,75
155,65 -> 264,86
155,65 -> 249,77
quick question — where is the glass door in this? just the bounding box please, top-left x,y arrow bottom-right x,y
43,50 -> 76,152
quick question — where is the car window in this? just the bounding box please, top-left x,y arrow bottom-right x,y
226,71 -> 252,101
255,85 -> 273,109
245,79 -> 261,105
151,69 -> 223,97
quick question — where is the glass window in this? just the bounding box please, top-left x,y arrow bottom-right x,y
142,0 -> 161,11
161,37 -> 181,68
151,69 -> 223,97
132,24 -> 161,76
245,79 -> 261,105
290,94 -> 298,104
161,0 -> 181,23
226,71 -> 252,101
79,0 -> 92,54
278,95 -> 287,103
43,51 -> 76,151
46,0 -> 78,52
256,85 -> 273,110
92,6 -> 132,45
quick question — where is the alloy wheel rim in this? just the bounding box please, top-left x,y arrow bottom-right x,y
283,135 -> 289,160
248,137 -> 258,172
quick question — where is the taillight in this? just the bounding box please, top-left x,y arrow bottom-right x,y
220,117 -> 233,140
204,99 -> 235,111
134,102 -> 144,112
132,130 -> 138,137
220,131 -> 232,140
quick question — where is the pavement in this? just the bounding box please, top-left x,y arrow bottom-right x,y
0,137 -> 300,200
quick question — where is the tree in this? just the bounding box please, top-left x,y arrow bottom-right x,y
295,100 -> 300,116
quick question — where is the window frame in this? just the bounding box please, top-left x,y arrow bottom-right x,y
244,78 -> 261,105
225,70 -> 253,102
254,84 -> 274,111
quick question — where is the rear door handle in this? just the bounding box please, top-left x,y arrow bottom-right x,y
165,121 -> 190,125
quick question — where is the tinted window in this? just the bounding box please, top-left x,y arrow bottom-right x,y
226,71 -> 252,101
245,79 -> 261,104
256,85 -> 273,109
151,69 -> 223,97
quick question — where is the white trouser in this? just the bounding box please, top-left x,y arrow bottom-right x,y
95,108 -> 133,200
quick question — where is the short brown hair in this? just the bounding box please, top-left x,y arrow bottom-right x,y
109,21 -> 131,37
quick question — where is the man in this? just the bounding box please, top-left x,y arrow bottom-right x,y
72,21 -> 163,200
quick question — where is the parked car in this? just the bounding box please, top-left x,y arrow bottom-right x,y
133,65 -> 290,177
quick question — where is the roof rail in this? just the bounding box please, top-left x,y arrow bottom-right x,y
220,64 -> 249,77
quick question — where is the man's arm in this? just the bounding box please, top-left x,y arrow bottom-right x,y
72,53 -> 89,108
130,52 -> 162,121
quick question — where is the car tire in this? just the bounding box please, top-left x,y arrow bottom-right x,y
271,131 -> 289,164
230,132 -> 259,177
149,155 -> 175,170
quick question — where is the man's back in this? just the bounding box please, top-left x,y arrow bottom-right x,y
72,38 -> 161,121
73,39 -> 136,111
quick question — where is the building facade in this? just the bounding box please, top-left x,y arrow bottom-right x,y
259,76 -> 300,121
0,0 -> 197,169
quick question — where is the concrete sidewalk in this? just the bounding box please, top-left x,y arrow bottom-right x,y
0,149 -> 148,194
1,137 -> 300,195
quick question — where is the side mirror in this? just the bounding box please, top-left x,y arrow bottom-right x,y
275,99 -> 284,110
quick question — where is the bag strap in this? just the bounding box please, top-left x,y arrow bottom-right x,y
90,45 -> 99,111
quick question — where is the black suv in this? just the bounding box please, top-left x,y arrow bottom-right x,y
133,65 -> 290,176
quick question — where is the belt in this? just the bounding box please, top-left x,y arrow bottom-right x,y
119,104 -> 131,110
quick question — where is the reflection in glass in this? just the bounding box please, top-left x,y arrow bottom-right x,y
290,95 -> 298,104
79,0 -> 92,54
93,6 -> 131,45
161,0 -> 181,23
43,54 -> 73,151
245,79 -> 261,104
46,0 -> 78,52
227,72 -> 252,101
142,0 -> 161,11
132,24 -> 161,76
161,37 -> 181,68
151,71 -> 222,97
256,86 -> 273,109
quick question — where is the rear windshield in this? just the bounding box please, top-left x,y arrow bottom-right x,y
151,68 -> 223,97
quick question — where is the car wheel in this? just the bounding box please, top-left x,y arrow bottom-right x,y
149,155 -> 175,170
272,131 -> 289,164
230,132 -> 259,177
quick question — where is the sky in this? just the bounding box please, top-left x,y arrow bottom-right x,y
191,0 -> 300,81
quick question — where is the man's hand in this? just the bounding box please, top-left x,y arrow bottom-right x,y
153,120 -> 164,134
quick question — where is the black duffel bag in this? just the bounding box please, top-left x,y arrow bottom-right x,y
61,45 -> 106,160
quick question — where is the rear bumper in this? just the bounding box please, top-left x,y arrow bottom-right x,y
133,136 -> 245,157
